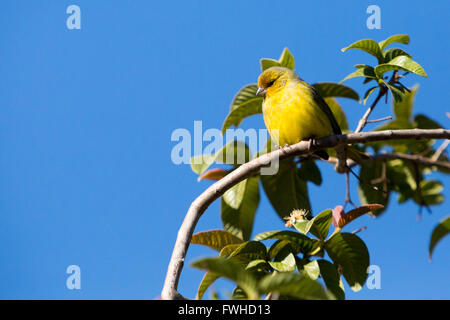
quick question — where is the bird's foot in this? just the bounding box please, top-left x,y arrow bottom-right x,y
281,143 -> 291,154
308,138 -> 316,150
277,143 -> 290,149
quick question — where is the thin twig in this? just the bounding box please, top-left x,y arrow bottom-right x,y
343,170 -> 356,210
431,139 -> 449,161
366,116 -> 393,124
161,128 -> 450,300
352,226 -> 367,234
354,87 -> 387,133
348,166 -> 386,194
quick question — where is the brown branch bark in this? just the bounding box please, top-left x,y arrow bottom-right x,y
365,152 -> 450,170
326,152 -> 450,171
161,128 -> 450,300
354,88 -> 387,133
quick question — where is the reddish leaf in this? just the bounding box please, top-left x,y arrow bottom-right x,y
197,168 -> 228,182
332,206 -> 345,228
332,204 -> 384,229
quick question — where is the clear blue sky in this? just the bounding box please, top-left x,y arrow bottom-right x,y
0,0 -> 449,299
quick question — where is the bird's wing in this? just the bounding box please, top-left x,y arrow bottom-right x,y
309,85 -> 342,135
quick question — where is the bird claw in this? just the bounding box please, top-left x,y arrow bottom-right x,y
278,143 -> 290,154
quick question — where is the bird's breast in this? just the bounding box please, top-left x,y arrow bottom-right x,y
262,83 -> 333,146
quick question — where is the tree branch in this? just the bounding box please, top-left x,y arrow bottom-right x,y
326,152 -> 450,171
354,86 -> 388,133
431,139 -> 449,161
366,152 -> 450,170
161,128 -> 450,300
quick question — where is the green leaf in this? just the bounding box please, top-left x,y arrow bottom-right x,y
393,85 -> 418,121
341,39 -> 384,63
312,82 -> 360,101
230,84 -> 259,111
390,84 -> 407,103
358,161 -> 389,216
268,253 -> 296,272
279,47 -> 295,70
190,140 -> 251,175
310,209 -> 333,240
386,160 -> 416,201
222,84 -> 262,133
268,240 -> 293,260
261,159 -> 311,221
292,220 -> 309,234
254,230 -> 314,255
231,286 -> 248,300
414,180 -> 444,206
325,233 -> 370,292
324,97 -> 349,132
228,241 -> 268,261
363,86 -> 379,105
380,80 -> 405,103
302,260 -> 320,280
196,272 -> 221,300
192,257 -> 260,299
260,58 -> 281,72
341,65 -> 377,83
259,272 -> 331,300
294,209 -> 333,241
195,244 -> 246,298
223,179 -> 247,210
219,244 -> 242,257
221,176 -> 260,241
383,48 -> 411,63
414,114 -> 443,129
260,47 -> 295,71
429,216 -> 450,260
317,260 -> 345,300
222,97 -> 263,133
379,34 -> 410,51
375,56 -> 427,78
298,160 -> 322,186
421,180 -> 444,195
191,229 -> 243,251
245,259 -> 269,271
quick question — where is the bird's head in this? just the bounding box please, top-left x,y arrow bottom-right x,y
256,66 -> 297,97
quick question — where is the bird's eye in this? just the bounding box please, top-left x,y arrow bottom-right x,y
267,80 -> 275,87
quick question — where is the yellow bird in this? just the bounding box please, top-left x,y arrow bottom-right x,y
256,66 -> 341,159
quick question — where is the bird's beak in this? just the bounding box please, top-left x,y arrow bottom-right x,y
256,87 -> 267,96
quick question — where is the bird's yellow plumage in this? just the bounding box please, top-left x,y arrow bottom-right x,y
256,67 -> 341,148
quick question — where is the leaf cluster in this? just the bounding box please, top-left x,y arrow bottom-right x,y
191,205 -> 378,300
